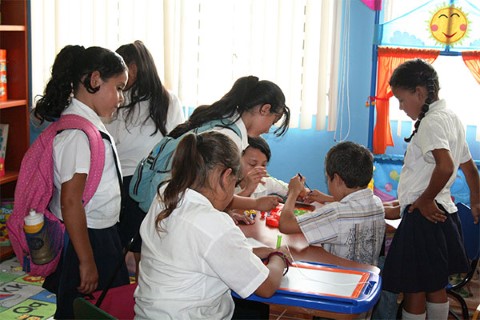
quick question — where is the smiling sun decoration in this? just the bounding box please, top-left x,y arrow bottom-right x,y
429,5 -> 470,46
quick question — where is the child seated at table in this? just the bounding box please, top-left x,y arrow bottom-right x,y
236,136 -> 290,198
279,141 -> 385,266
230,136 -> 308,224
135,131 -> 290,319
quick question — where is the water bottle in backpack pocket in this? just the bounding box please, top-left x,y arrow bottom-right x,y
24,209 -> 55,265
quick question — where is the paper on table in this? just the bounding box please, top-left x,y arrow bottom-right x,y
279,262 -> 370,299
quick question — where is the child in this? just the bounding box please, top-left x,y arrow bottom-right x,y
381,59 -> 479,320
134,131 -> 289,319
279,141 -> 385,266
105,40 -> 185,274
133,75 -> 291,214
236,136 -> 289,199
34,45 -> 130,318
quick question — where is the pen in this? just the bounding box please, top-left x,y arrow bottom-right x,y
297,173 -> 313,192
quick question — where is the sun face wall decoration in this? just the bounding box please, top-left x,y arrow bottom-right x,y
429,5 -> 470,46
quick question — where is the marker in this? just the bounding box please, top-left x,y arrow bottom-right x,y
276,234 -> 282,249
297,173 -> 313,192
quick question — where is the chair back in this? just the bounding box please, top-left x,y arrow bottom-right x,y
456,202 -> 480,260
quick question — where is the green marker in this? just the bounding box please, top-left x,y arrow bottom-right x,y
276,234 -> 282,249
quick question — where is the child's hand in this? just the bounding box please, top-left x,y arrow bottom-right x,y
241,166 -> 268,195
470,201 -> 479,224
304,190 -> 332,204
288,175 -> 304,198
228,210 -> 255,225
409,197 -> 447,224
254,195 -> 282,211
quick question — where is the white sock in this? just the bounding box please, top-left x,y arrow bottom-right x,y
426,301 -> 449,320
402,309 -> 426,320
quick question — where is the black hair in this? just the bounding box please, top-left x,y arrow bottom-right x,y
168,76 -> 290,138
116,40 -> 171,136
325,141 -> 373,188
34,45 -> 127,122
389,59 -> 440,142
245,136 -> 271,162
155,131 -> 240,230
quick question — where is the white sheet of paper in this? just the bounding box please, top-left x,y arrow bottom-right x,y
280,265 -> 365,298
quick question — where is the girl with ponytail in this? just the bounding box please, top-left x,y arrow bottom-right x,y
135,131 -> 288,319
382,59 -> 479,320
35,45 -> 130,318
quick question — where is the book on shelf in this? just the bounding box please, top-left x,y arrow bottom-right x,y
0,123 -> 9,177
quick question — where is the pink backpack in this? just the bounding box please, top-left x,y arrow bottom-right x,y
7,114 -> 105,277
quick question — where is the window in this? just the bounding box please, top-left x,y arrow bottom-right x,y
381,0 -> 480,158
30,0 -> 341,130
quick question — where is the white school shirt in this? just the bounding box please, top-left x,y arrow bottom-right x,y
50,98 -> 122,229
397,99 -> 472,214
105,91 -> 185,176
235,176 -> 289,198
210,114 -> 249,153
297,188 -> 385,266
134,188 -> 269,320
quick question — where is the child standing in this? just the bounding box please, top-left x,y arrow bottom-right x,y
382,59 -> 479,320
105,40 -> 185,273
131,75 -> 291,214
279,141 -> 385,266
134,131 -> 289,319
35,45 -> 130,318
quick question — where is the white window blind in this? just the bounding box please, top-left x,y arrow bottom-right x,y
30,0 -> 341,130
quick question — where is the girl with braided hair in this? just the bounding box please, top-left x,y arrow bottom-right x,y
381,59 -> 480,319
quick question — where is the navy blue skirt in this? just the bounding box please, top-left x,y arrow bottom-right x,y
382,204 -> 469,293
43,225 -> 130,319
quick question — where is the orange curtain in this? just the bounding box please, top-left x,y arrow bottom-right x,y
462,51 -> 480,85
373,47 -> 440,154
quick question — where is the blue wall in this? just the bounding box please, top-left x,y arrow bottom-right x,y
265,0 -> 376,193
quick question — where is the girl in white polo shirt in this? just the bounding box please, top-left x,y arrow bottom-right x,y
382,59 -> 479,320
34,45 -> 131,319
135,131 -> 290,319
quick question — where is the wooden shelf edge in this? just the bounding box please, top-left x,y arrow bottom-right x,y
0,25 -> 25,31
0,171 -> 18,185
0,99 -> 28,109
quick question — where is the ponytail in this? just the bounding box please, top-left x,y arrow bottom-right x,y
34,45 -> 127,123
155,132 -> 240,230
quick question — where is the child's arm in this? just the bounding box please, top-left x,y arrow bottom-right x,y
228,194 -> 281,211
278,175 -> 303,234
61,173 -> 99,294
384,201 -> 401,219
410,149 -> 452,223
460,158 -> 480,223
304,189 -> 334,204
252,247 -> 290,297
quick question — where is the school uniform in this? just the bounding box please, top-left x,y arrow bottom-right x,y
208,113 -> 249,153
382,99 -> 470,293
105,92 -> 185,250
235,176 -> 289,198
297,188 -> 385,266
134,188 -> 269,320
43,99 -> 129,319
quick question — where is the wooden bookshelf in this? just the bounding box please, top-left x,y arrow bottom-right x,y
0,0 -> 29,200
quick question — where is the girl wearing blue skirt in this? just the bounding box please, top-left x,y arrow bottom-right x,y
382,59 -> 480,320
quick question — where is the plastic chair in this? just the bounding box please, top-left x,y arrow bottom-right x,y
73,297 -> 116,319
446,203 -> 479,320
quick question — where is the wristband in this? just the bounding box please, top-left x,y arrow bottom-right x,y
262,251 -> 291,275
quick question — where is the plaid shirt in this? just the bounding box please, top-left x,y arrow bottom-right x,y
297,188 -> 385,265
